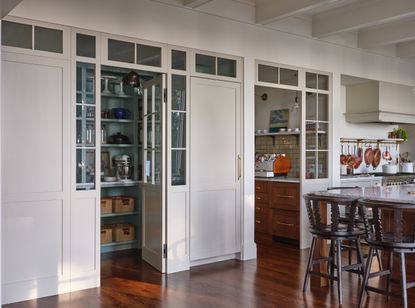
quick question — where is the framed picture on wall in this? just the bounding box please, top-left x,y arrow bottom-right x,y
269,108 -> 289,132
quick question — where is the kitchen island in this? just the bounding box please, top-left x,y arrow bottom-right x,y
314,184 -> 415,204
310,184 -> 415,287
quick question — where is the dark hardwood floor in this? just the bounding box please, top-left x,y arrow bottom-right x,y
5,242 -> 415,307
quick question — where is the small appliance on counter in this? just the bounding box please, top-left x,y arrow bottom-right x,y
255,153 -> 276,177
255,153 -> 292,178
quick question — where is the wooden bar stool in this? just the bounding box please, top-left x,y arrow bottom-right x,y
303,193 -> 365,305
358,199 -> 415,308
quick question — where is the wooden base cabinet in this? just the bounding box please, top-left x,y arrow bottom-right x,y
255,180 -> 300,244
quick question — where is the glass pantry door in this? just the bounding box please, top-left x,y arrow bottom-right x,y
141,74 -> 167,272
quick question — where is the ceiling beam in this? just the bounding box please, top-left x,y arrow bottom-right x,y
397,41 -> 415,58
183,0 -> 213,8
313,0 -> 415,37
358,19 -> 415,48
255,0 -> 334,25
0,0 -> 22,18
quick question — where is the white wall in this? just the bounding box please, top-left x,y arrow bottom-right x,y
9,0 -> 415,255
255,86 -> 301,131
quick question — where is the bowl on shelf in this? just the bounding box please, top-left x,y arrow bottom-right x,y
279,128 -> 286,132
104,176 -> 117,182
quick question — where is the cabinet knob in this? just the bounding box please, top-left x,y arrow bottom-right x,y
255,220 -> 261,224
256,186 -> 261,190
256,196 -> 261,200
256,207 -> 261,210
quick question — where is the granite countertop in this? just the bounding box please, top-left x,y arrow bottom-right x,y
255,177 -> 300,183
314,184 -> 415,205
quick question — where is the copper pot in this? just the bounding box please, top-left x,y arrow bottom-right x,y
364,147 -> 373,167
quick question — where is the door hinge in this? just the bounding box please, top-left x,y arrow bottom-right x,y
163,243 -> 167,258
163,88 -> 167,103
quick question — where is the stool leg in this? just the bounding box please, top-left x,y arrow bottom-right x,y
355,238 -> 365,278
303,237 -> 316,292
329,240 -> 335,286
336,240 -> 343,305
348,240 -> 352,265
387,251 -> 393,301
399,252 -> 408,308
376,249 -> 383,271
358,247 -> 374,308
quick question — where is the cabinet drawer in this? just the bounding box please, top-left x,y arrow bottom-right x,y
271,209 -> 299,240
269,182 -> 299,211
255,212 -> 269,233
255,181 -> 268,193
255,192 -> 269,205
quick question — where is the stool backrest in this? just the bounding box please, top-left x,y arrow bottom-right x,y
359,199 -> 415,247
303,193 -> 359,234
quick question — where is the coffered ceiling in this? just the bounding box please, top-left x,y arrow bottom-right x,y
153,0 -> 415,60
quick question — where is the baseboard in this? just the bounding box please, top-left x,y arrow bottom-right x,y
190,253 -> 238,267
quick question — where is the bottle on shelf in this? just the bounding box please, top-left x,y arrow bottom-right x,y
101,125 -> 107,144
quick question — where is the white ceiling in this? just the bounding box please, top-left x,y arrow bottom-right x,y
152,0 -> 415,60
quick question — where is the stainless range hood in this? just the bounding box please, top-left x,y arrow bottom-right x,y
344,79 -> 415,124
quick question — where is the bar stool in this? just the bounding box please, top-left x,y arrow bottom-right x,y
303,193 -> 365,305
327,187 -> 383,270
358,199 -> 415,308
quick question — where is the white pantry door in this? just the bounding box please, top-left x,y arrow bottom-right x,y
141,74 -> 167,272
1,53 -> 70,304
190,77 -> 241,262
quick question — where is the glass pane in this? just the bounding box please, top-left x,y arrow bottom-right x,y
172,150 -> 186,185
34,26 -> 63,53
76,105 -> 95,120
172,50 -> 186,70
318,151 -> 328,179
258,64 -> 278,84
76,62 -> 95,104
218,57 -> 236,77
146,151 -> 152,182
147,87 -> 153,115
318,123 -> 328,150
108,39 -> 135,63
306,151 -> 317,180
155,123 -> 161,148
318,74 -> 329,90
172,75 -> 186,111
318,93 -> 329,121
306,92 -> 317,121
280,68 -> 298,86
137,44 -> 161,67
155,151 -> 161,184
196,54 -> 216,75
76,118 -> 95,146
147,119 -> 153,148
155,84 -> 161,121
172,112 -> 186,148
306,72 -> 317,89
76,149 -> 95,190
137,149 -> 143,181
306,123 -> 317,150
2,20 -> 32,49
76,33 -> 96,58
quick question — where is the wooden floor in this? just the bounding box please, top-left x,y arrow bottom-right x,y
5,242 -> 415,307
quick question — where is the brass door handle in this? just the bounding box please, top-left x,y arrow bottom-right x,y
276,222 -> 294,227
